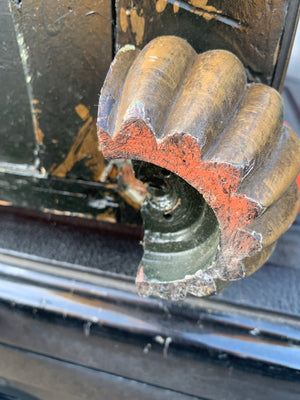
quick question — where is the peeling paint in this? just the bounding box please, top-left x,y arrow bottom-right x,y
156,0 -> 219,16
156,0 -> 179,14
173,3 -> 180,13
42,207 -> 117,223
156,0 -> 242,27
189,0 -> 219,13
118,162 -> 146,210
130,9 -> 145,46
43,209 -> 90,219
156,0 -> 168,13
96,209 -> 117,223
75,103 -> 90,121
31,99 -> 45,145
120,7 -> 129,32
51,105 -> 105,180
32,114 -> 45,145
99,161 -> 119,182
100,160 -> 146,210
273,38 -> 280,66
0,201 -> 13,206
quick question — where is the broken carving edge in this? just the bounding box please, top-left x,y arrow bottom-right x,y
97,36 -> 300,300
98,121 -> 268,299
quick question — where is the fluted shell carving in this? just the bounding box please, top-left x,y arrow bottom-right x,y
97,36 -> 300,300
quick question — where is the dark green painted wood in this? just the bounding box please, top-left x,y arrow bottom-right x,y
133,162 -> 221,283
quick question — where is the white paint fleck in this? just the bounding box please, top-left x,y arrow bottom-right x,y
163,336 -> 172,357
154,335 -> 165,345
8,1 -> 41,165
84,321 -> 92,337
119,44 -> 136,53
249,327 -> 260,336
143,343 -> 152,354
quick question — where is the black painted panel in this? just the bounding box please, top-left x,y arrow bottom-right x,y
9,0 -> 112,175
0,0 -> 35,164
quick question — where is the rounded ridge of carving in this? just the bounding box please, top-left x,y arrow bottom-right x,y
98,36 -> 300,300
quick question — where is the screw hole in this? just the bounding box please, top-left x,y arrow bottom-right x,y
164,213 -> 172,220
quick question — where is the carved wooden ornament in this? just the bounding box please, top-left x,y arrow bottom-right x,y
98,36 -> 300,300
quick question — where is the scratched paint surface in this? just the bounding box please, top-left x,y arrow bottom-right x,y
0,0 -> 36,164
117,0 -> 287,86
51,104 -> 105,181
10,0 -> 112,176
0,0 -> 145,223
